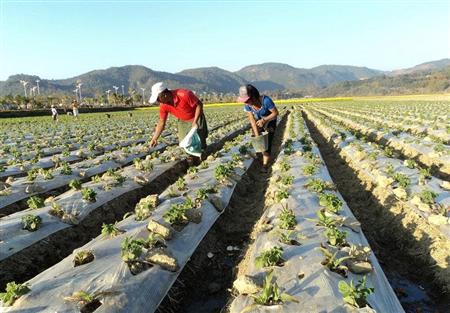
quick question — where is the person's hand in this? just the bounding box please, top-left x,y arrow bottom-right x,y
150,138 -> 157,147
256,118 -> 266,128
191,121 -> 198,129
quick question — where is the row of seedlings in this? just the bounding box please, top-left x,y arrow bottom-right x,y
0,115 -> 160,174
321,105 -> 450,144
0,132 -> 259,312
0,118 -> 250,289
229,109 -> 404,313
0,112 -> 242,179
304,108 -> 450,292
0,116 -> 242,213
310,107 -> 450,179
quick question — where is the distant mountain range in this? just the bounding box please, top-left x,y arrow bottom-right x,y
0,58 -> 449,97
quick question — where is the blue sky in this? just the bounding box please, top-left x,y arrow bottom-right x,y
0,0 -> 449,80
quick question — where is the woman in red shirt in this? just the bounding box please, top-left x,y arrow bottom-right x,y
149,82 -> 208,152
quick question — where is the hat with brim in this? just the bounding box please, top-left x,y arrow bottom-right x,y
149,82 -> 167,104
237,85 -> 250,103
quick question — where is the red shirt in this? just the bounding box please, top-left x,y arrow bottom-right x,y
159,89 -> 199,121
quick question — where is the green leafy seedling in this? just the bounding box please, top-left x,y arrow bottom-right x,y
278,204 -> 296,230
419,189 -> 438,205
0,282 -> 30,306
27,196 -> 44,210
325,227 -> 348,247
320,245 -> 351,277
338,276 -> 374,308
22,214 -> 42,231
81,188 -> 97,202
255,246 -> 284,268
303,164 -> 318,176
101,222 -> 124,237
319,193 -> 343,214
243,270 -> 298,310
393,173 -> 410,188
69,179 -> 82,190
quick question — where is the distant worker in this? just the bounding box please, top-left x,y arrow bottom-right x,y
72,100 -> 79,118
51,105 -> 58,122
237,84 -> 279,173
149,82 -> 208,160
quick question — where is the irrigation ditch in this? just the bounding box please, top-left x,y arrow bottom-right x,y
156,113 -> 288,313
302,111 -> 450,313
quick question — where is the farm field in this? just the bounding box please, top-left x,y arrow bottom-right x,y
0,101 -> 449,313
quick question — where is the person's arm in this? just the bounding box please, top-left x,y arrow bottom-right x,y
247,112 -> 260,136
150,116 -> 167,147
256,107 -> 279,127
192,100 -> 203,128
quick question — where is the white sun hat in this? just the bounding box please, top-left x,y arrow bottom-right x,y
149,82 -> 167,104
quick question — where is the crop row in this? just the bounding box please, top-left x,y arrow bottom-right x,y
304,108 -> 450,293
229,109 -> 403,313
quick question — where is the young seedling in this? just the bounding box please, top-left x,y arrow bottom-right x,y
73,250 -> 95,267
243,270 -> 298,310
303,164 -> 318,176
278,204 -> 296,230
214,162 -> 234,182
384,146 -> 395,158
307,210 -> 337,228
279,160 -> 291,172
278,230 -> 304,245
419,167 -> 432,182
27,196 -> 44,210
101,222 -> 124,237
64,290 -> 102,313
419,189 -> 438,205
81,188 -> 97,202
48,202 -> 64,218
135,195 -> 159,221
255,246 -> 284,268
60,162 -> 73,175
319,193 -> 343,214
27,168 -> 39,182
175,177 -> 187,191
280,174 -> 294,186
238,144 -> 249,155
305,178 -> 334,193
21,214 -> 42,231
0,282 -> 30,306
325,227 -> 348,247
320,245 -> 351,277
163,202 -> 189,225
40,169 -> 54,180
187,166 -> 198,176
338,276 -> 374,308
121,237 -> 145,263
69,179 -> 82,190
404,159 -> 417,169
392,173 -> 410,188
275,188 -> 289,203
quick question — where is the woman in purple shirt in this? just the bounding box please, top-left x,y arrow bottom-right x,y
238,84 -> 279,173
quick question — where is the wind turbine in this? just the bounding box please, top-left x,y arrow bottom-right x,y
73,89 -> 79,102
113,85 -> 119,94
140,88 -> 145,104
31,86 -> 37,97
106,90 -> 111,104
76,83 -> 82,102
35,80 -> 40,95
121,85 -> 124,96
20,80 -> 29,97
